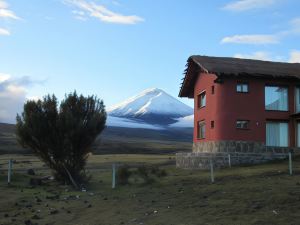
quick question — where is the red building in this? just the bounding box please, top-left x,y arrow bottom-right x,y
177,56 -> 300,168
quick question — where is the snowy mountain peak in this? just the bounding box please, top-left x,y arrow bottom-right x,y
107,88 -> 193,125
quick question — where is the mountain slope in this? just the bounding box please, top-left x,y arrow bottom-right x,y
108,88 -> 193,125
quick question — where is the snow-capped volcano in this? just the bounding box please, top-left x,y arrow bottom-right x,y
108,88 -> 193,125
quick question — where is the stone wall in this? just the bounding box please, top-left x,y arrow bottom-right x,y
192,141 -> 293,154
176,140 -> 297,169
176,152 -> 289,169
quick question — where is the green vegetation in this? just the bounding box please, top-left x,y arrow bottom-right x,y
0,154 -> 300,225
16,92 -> 106,185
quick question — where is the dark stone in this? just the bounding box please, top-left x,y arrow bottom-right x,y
49,209 -> 59,215
4,213 -> 9,218
24,220 -> 32,225
35,197 -> 42,203
31,214 -> 40,220
27,169 -> 35,176
25,204 -> 32,208
29,178 -> 42,186
87,204 -> 92,208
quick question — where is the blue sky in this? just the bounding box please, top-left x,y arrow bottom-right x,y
0,0 -> 300,123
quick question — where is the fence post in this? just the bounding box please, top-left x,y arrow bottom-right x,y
289,152 -> 293,175
210,159 -> 214,183
228,154 -> 231,168
112,163 -> 116,189
7,159 -> 13,185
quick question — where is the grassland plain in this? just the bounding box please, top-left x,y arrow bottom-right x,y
0,154 -> 300,225
0,123 -> 192,155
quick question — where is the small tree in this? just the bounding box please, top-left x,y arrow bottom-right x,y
16,92 -> 106,187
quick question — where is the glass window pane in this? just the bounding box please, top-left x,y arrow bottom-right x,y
202,94 -> 206,107
237,84 -> 242,92
296,88 -> 300,113
243,84 -> 248,92
265,86 -> 288,111
266,122 -> 288,147
297,123 -> 300,147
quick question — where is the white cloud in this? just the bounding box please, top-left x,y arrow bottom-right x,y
0,0 -> 19,20
221,34 -> 278,44
289,50 -> 300,63
0,74 -> 41,124
223,0 -> 277,12
0,27 -> 10,35
221,17 -> 300,45
64,0 -> 144,25
234,51 -> 273,61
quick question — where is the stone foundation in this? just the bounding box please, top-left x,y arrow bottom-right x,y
176,140 -> 297,169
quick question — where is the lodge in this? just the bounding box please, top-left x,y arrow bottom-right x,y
176,55 -> 300,169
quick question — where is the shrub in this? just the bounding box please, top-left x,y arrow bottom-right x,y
16,92 -> 106,188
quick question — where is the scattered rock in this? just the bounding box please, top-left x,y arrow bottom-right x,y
27,169 -> 35,176
24,220 -> 32,225
29,178 -> 42,186
35,197 -> 42,203
31,214 -> 40,220
46,195 -> 59,200
49,209 -> 59,215
25,204 -> 32,208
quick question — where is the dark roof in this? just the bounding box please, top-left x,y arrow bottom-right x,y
179,55 -> 300,98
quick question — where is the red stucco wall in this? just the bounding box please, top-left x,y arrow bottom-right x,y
193,72 -> 298,147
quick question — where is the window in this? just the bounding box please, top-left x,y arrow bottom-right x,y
237,83 -> 249,93
197,121 -> 206,139
236,120 -> 249,129
296,87 -> 300,113
211,86 -> 215,94
211,121 -> 215,128
197,92 -> 206,108
266,122 -> 288,147
265,86 -> 288,111
297,122 -> 300,148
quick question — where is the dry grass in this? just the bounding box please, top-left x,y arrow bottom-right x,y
0,154 -> 300,225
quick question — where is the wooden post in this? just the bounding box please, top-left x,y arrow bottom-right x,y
228,154 -> 231,168
7,159 -> 13,185
112,163 -> 116,189
210,159 -> 214,183
289,152 -> 293,175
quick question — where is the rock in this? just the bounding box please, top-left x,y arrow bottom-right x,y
24,220 -> 32,225
46,195 -> 59,200
4,213 -> 9,217
87,204 -> 92,208
31,214 -> 40,220
49,209 -> 59,215
25,204 -> 32,208
27,169 -> 35,176
29,178 -> 42,186
35,197 -> 42,203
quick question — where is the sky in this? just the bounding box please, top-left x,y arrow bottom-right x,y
0,0 -> 300,123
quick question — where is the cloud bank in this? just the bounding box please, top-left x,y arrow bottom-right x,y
0,74 -> 41,124
221,17 -> 300,45
65,0 -> 144,25
223,0 -> 278,12
221,34 -> 278,44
